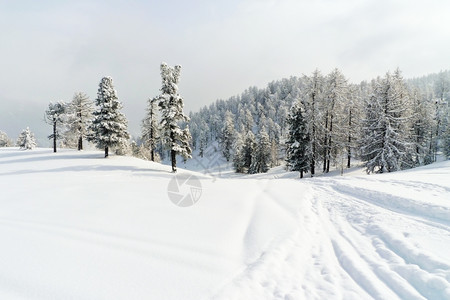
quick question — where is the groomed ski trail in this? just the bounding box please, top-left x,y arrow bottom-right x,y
212,175 -> 450,300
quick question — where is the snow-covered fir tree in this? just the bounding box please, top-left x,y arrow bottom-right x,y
322,68 -> 348,173
88,76 -> 130,158
66,92 -> 93,150
45,101 -> 66,153
232,132 -> 245,173
249,127 -> 271,174
431,98 -> 448,162
286,100 -> 310,178
219,111 -> 235,162
302,69 -> 324,176
198,132 -> 206,158
343,84 -> 364,168
409,88 -> 435,165
360,69 -> 413,173
266,117 -> 281,144
443,99 -> 450,160
0,130 -> 12,147
243,108 -> 254,133
17,127 -> 36,150
239,130 -> 256,173
444,123 -> 450,160
141,97 -> 159,161
157,62 -> 192,172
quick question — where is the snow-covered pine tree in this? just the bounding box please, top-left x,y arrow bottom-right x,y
322,68 -> 348,173
276,106 -> 288,137
141,97 -> 159,161
17,127 -> 36,150
302,69 -> 324,177
360,70 -> 413,173
157,62 -> 192,172
220,111 -> 235,162
249,127 -> 271,174
442,99 -> 450,160
232,131 -> 245,173
434,71 -> 450,103
198,132 -> 206,158
0,130 -> 12,147
444,123 -> 450,160
343,83 -> 364,168
286,100 -> 310,178
240,130 -> 256,173
410,88 -> 435,165
45,101 -> 66,153
189,112 -> 199,150
67,92 -> 93,150
243,108 -> 254,133
88,76 -> 130,158
266,117 -> 281,144
195,119 -> 209,158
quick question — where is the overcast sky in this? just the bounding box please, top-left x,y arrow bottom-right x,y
1,0 -> 449,141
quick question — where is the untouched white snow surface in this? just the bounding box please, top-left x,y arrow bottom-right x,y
0,148 -> 449,300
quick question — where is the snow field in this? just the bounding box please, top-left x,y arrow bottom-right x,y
0,148 -> 449,299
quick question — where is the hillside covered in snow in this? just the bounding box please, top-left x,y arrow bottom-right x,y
0,148 -> 449,299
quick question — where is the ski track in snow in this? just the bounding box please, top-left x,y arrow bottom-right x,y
213,173 -> 450,299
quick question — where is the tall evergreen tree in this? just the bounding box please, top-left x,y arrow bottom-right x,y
0,131 -> 12,147
67,92 -> 93,151
444,123 -> 450,160
243,108 -> 254,133
232,131 -> 245,173
17,127 -> 36,150
286,100 -> 310,178
142,97 -> 159,161
239,130 -> 255,173
88,76 -> 130,158
410,88 -> 435,165
360,70 -> 413,173
219,111 -> 235,162
322,68 -> 348,173
45,101 -> 66,153
343,84 -> 364,168
157,62 -> 192,172
302,69 -> 324,177
249,127 -> 271,174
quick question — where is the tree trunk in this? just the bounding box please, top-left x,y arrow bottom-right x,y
150,126 -> 155,161
326,143 -> 331,172
311,125 -> 315,177
323,111 -> 328,172
326,115 -> 333,173
78,136 -> 83,151
347,141 -> 351,168
53,121 -> 57,153
105,146 -> 109,158
347,109 -> 352,168
171,149 -> 176,172
300,170 -> 303,179
170,129 -> 177,172
310,93 -> 316,177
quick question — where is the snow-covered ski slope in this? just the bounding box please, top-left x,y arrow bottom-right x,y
0,148 -> 449,300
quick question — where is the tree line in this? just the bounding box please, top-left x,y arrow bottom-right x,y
189,69 -> 450,176
1,67 -> 449,176
0,63 -> 192,173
